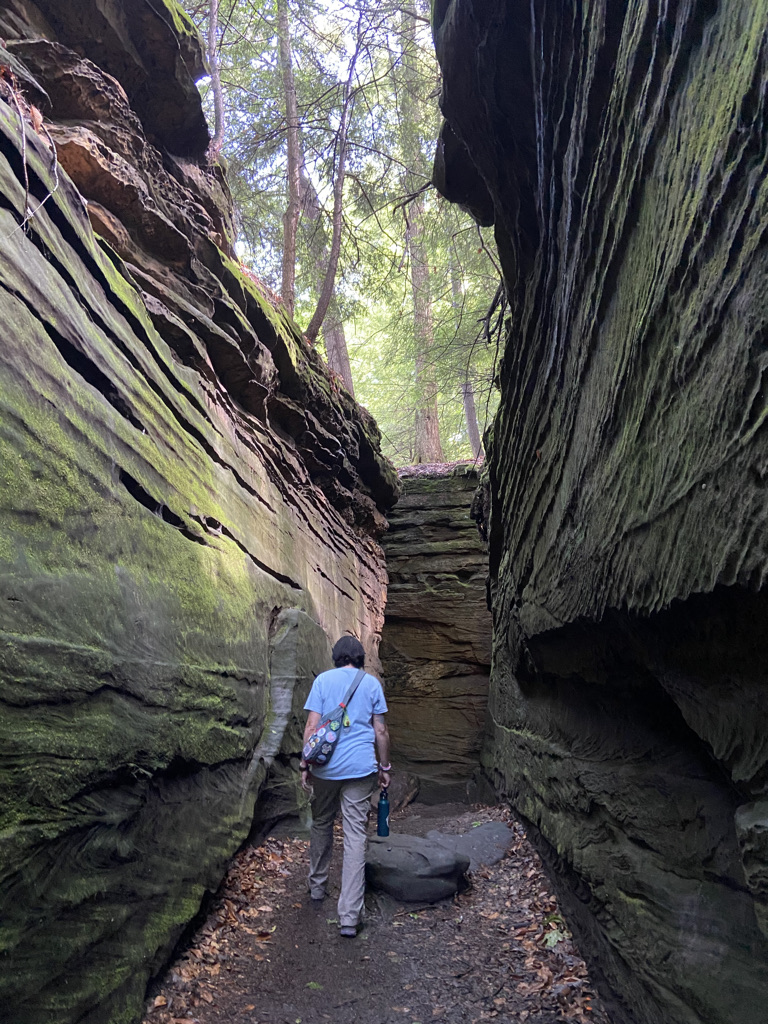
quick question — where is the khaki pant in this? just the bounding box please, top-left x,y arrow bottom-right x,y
308,773 -> 377,927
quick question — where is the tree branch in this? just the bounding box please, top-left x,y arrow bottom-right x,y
304,17 -> 364,345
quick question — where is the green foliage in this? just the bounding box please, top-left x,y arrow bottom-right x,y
184,0 -> 500,464
347,198 -> 500,464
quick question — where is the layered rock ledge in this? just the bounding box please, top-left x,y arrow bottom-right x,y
379,465 -> 491,801
434,2 -> 768,1023
0,3 -> 397,1022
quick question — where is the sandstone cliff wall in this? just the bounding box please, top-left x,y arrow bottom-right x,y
0,3 -> 397,1022
434,2 -> 768,1023
379,466 -> 491,801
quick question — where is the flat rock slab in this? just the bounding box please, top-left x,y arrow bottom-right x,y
425,822 -> 514,872
366,833 -> 470,902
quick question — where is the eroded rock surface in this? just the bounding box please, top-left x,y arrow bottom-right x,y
365,833 -> 470,903
0,3 -> 396,1022
434,2 -> 768,1023
379,466 -> 491,801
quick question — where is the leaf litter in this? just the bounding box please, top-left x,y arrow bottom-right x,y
142,804 -> 611,1024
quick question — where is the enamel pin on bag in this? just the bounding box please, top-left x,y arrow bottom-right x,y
302,668 -> 365,767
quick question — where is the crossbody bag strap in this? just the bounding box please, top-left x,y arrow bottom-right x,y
339,667 -> 366,711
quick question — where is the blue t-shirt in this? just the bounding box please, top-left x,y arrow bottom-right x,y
304,666 -> 387,780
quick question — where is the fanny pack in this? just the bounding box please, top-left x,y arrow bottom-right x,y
302,668 -> 365,767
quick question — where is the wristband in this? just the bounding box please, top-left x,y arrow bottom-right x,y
378,763 -> 391,771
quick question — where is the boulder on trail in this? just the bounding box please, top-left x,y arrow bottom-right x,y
425,822 -> 513,872
366,833 -> 470,902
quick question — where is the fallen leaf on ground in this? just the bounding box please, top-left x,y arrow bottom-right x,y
141,805 -> 610,1024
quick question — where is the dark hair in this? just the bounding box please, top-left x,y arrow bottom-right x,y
332,635 -> 365,669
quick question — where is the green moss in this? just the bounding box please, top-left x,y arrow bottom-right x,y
219,250 -> 290,338
0,60 -> 386,1024
163,0 -> 202,40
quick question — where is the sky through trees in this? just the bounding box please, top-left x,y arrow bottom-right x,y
185,0 -> 500,465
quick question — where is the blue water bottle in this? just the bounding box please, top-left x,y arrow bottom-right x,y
377,787 -> 390,837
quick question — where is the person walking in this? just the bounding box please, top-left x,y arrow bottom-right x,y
300,635 -> 391,938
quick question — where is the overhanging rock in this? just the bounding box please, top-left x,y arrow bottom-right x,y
433,2 -> 768,1023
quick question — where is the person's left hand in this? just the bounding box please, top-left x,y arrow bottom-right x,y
377,768 -> 390,789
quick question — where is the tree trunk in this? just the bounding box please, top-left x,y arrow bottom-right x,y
400,0 -> 443,464
277,0 -> 301,316
304,30 -> 360,345
324,316 -> 355,395
407,209 -> 443,462
300,166 -> 355,394
206,0 -> 225,158
461,380 -> 483,458
450,260 -> 483,458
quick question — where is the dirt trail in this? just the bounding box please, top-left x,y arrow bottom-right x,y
142,804 -> 611,1024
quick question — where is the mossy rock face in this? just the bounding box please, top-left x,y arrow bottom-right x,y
0,5 -> 394,1021
435,2 -> 768,1023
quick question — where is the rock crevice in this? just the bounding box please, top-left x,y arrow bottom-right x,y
380,466 -> 492,801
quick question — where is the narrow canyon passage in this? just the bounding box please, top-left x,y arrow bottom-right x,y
139,463 -> 610,1024
140,804 -> 611,1024
3,3 -> 768,1024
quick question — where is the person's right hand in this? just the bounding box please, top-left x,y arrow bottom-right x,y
378,768 -> 390,789
301,767 -> 313,793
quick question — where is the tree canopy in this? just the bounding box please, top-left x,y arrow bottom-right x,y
184,0 -> 500,465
